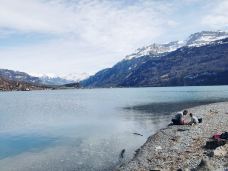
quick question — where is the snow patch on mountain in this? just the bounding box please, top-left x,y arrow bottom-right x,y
185,31 -> 228,47
125,31 -> 228,60
125,41 -> 184,60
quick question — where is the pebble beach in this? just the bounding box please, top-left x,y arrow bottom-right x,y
117,102 -> 228,171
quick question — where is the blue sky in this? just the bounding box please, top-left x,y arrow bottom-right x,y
0,0 -> 228,76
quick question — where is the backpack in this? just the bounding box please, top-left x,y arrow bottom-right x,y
220,132 -> 228,140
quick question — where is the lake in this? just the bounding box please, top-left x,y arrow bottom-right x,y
0,86 -> 228,171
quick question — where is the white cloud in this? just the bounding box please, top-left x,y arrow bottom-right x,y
201,0 -> 228,29
0,0 -> 75,33
0,0 -> 178,75
0,0 -> 227,76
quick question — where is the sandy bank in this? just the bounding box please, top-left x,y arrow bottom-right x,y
117,102 -> 228,171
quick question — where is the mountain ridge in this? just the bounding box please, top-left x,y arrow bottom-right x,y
0,69 -> 41,84
125,30 -> 228,60
81,31 -> 228,88
0,69 -> 83,86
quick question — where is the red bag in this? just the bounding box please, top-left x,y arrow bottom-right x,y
213,133 -> 222,140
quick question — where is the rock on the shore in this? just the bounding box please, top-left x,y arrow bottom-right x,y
214,144 -> 228,157
117,102 -> 228,171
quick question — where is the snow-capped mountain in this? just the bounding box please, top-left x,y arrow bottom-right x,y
81,36 -> 228,88
61,73 -> 89,82
125,31 -> 228,60
125,41 -> 184,60
39,75 -> 73,85
32,73 -> 90,85
0,69 -> 89,87
185,31 -> 228,47
0,69 -> 41,84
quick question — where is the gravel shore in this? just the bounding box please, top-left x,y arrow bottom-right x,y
117,102 -> 228,171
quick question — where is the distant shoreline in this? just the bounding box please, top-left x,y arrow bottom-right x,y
81,84 -> 228,89
2,84 -> 228,92
117,102 -> 228,171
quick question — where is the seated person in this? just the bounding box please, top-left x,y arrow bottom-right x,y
172,110 -> 188,125
189,113 -> 199,125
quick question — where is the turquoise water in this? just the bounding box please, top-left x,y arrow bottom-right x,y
0,86 -> 228,170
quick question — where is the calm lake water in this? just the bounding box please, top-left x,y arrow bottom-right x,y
0,86 -> 228,171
